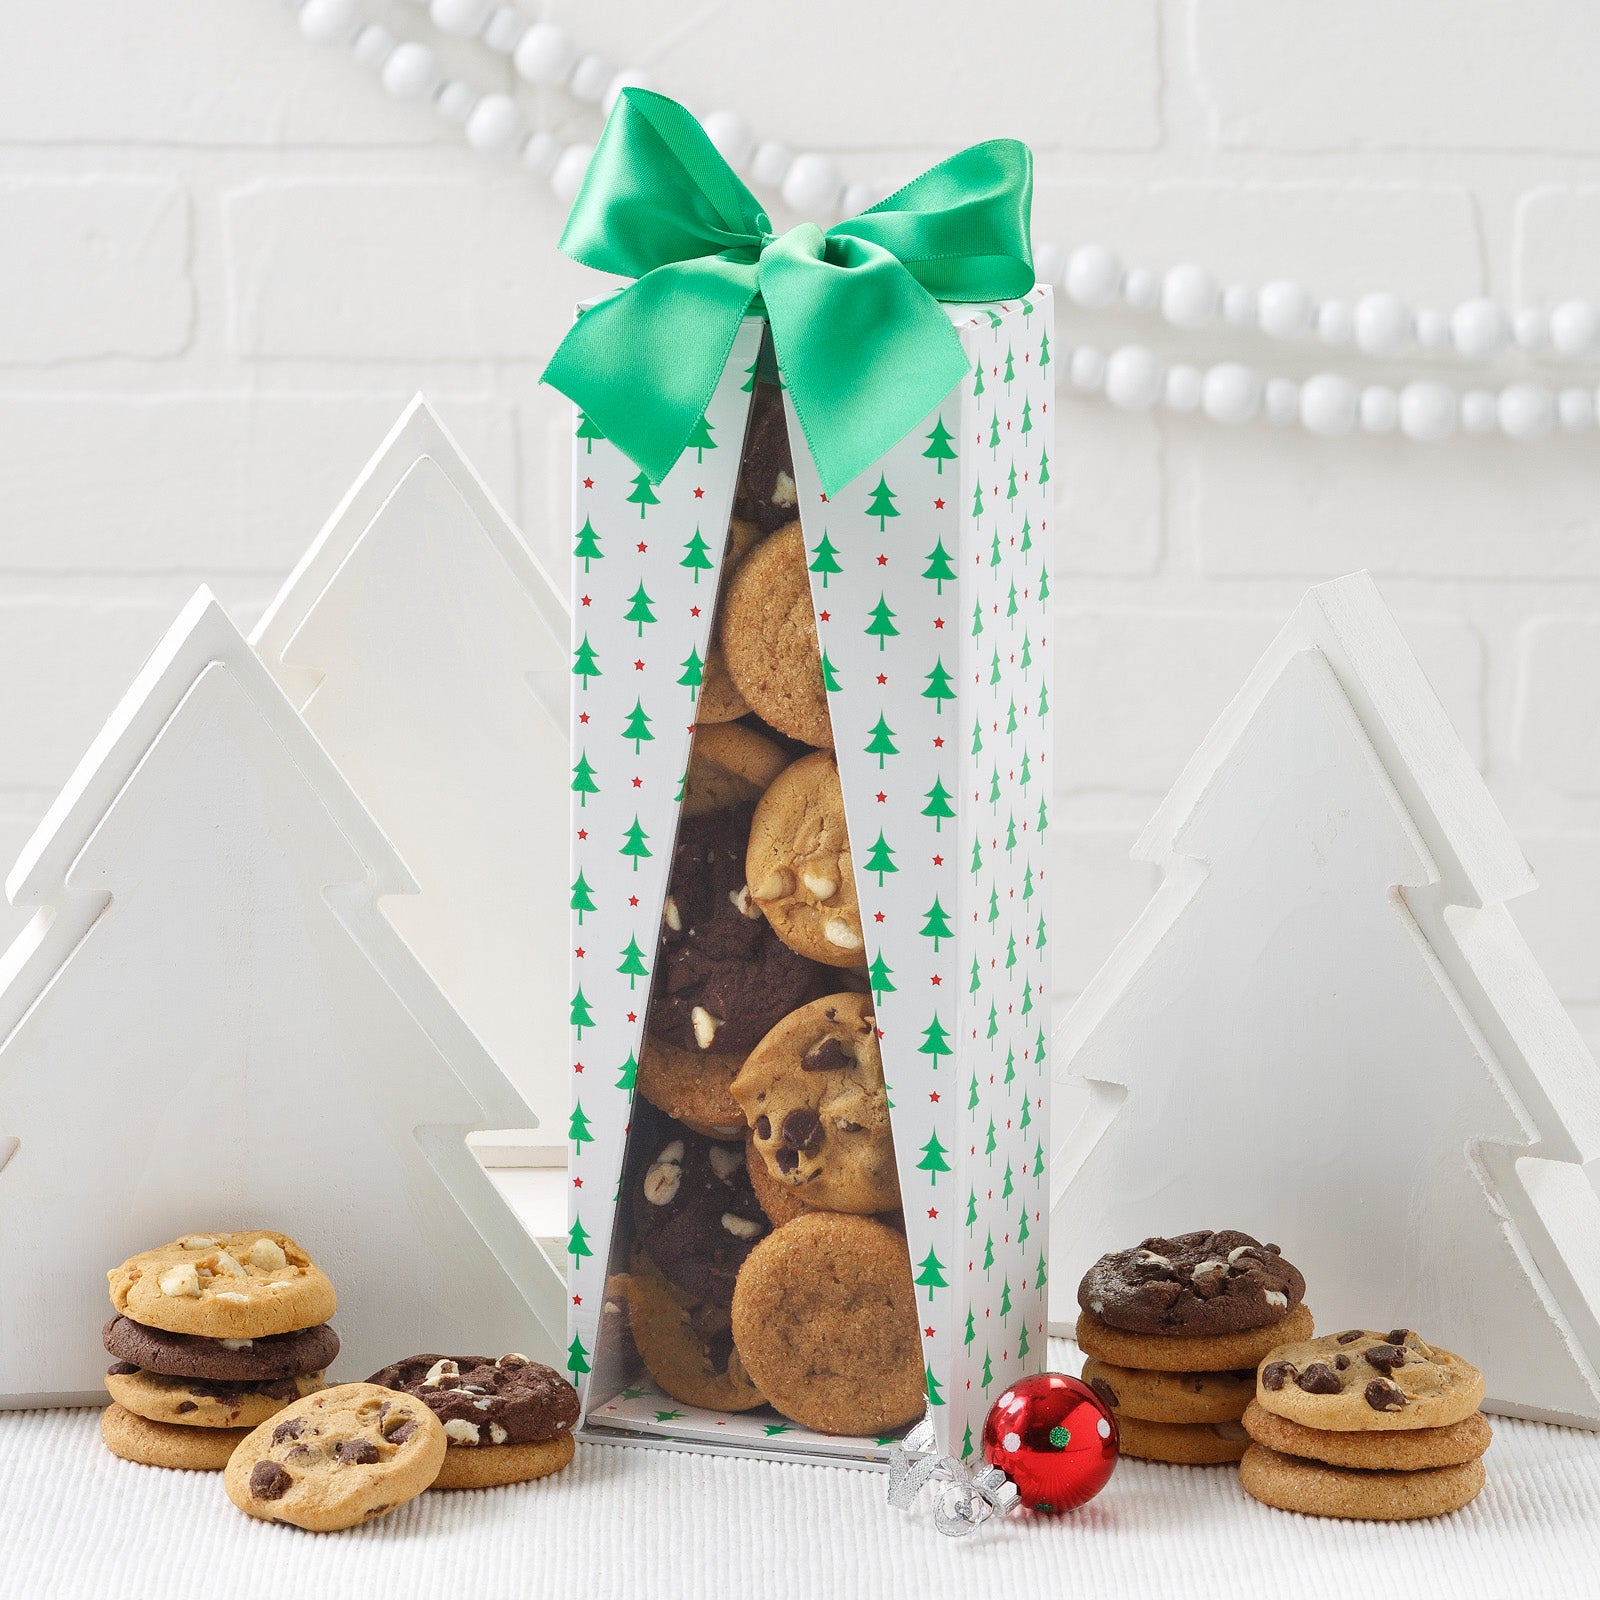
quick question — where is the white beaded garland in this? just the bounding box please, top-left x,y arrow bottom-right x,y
481,5 -> 527,55
750,140 -> 794,190
1258,280 -> 1312,339
602,70 -> 650,115
1353,292 -> 1409,357
1550,299 -> 1599,358
1460,388 -> 1499,434
1300,373 -> 1358,437
551,142 -> 593,203
1359,385 -> 1399,435
350,23 -> 395,70
839,180 -> 878,219
1451,299 -> 1507,361
435,78 -> 477,124
1064,245 -> 1121,310
701,110 -> 754,173
1220,283 -> 1257,329
1202,363 -> 1262,425
1069,345 -> 1108,393
1164,363 -> 1203,412
1559,386 -> 1596,431
568,53 -> 613,104
380,40 -> 439,99
519,129 -> 559,176
1104,345 -> 1163,409
513,23 -> 574,86
1399,381 -> 1457,442
298,0 -> 360,47
1315,299 -> 1354,346
782,153 -> 842,215
429,0 -> 494,38
1160,264 -> 1217,330
1031,242 -> 1064,292
1264,377 -> 1301,426
464,92 -> 523,154
1122,266 -> 1160,312
1513,306 -> 1548,351
1497,382 -> 1555,440
1413,307 -> 1451,351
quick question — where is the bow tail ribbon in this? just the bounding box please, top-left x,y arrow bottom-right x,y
541,88 -> 1033,498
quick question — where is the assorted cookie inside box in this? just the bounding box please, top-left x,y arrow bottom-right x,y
565,300 -> 1054,1463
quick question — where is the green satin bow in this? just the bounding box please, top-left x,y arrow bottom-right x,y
541,89 -> 1034,498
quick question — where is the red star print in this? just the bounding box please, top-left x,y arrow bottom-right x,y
572,1294 -> 582,1306
578,712 -> 590,724
876,554 -> 887,566
927,1209 -> 938,1221
572,1062 -> 584,1074
580,595 -> 592,607
631,777 -> 642,788
626,1011 -> 637,1023
929,1091 -> 940,1103
576,828 -> 588,840
582,477 -> 594,489
875,673 -> 887,686
820,492 -> 829,503
572,1176 -> 583,1187
574,947 -> 585,959
689,605 -> 701,618
628,895 -> 639,907
876,791 -> 887,804
931,974 -> 942,986
933,736 -> 944,748
818,610 -> 830,623
636,541 -> 647,553
692,486 -> 704,499
633,659 -> 645,671
932,854 -> 944,866
933,497 -> 945,510
924,1325 -> 936,1338
933,617 -> 945,629
873,910 -> 885,922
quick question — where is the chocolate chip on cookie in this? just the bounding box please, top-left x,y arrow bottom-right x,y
1076,1230 -> 1306,1337
365,1354 -> 579,1448
629,1123 -> 769,1305
731,991 -> 900,1215
648,805 -> 832,1057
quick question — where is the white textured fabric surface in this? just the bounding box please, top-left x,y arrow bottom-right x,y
4,1343 -> 1597,1600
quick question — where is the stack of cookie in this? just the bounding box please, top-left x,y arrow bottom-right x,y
1076,1230 -> 1312,1466
1240,1327 -> 1490,1520
100,1230 -> 337,1472
614,380 -> 924,1438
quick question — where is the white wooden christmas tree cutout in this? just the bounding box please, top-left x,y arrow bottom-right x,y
0,589 -> 566,1407
252,397 -> 571,1154
1049,571 -> 1600,1427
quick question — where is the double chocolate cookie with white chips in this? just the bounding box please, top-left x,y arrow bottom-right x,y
366,1354 -> 580,1490
1078,1230 -> 1306,1337
630,1124 -> 769,1305
104,1314 -> 339,1382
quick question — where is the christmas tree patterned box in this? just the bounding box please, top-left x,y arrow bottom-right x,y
562,287 -> 1054,1468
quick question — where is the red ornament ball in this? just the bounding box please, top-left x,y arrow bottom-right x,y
982,1372 -> 1118,1513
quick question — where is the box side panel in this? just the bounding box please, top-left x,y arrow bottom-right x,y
565,318 -> 765,1415
784,385 -> 965,1453
953,289 -> 1054,1457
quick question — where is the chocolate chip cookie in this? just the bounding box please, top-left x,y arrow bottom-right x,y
109,1231 -> 336,1340
682,721 -> 789,817
631,1125 -> 769,1304
103,1314 -> 339,1383
719,522 -> 834,749
636,1036 -> 746,1138
365,1354 -> 579,1488
1115,1414 -> 1251,1465
696,518 -> 766,725
1255,1328 -> 1485,1432
746,751 -> 864,967
1075,1303 -> 1315,1374
105,1365 -> 326,1429
1241,1400 -> 1492,1471
225,1383 -> 447,1531
1077,1231 -> 1305,1338
731,1212 -> 924,1436
731,377 -> 799,534
1240,1443 -> 1485,1521
1079,1357 -> 1256,1426
731,992 -> 900,1215
649,804 -> 832,1058
626,1248 -> 765,1413
101,1403 -> 248,1471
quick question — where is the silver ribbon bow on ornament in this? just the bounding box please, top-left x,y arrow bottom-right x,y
886,1418 -> 1021,1537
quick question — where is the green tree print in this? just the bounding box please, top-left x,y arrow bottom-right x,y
919,1014 -> 952,1063
567,1217 -> 593,1261
570,869 -> 596,923
571,750 -> 599,806
616,1050 -> 637,1092
570,985 -> 594,1036
568,1101 -> 595,1147
572,634 -> 601,687
809,531 -> 842,586
865,474 -> 899,530
575,411 -> 605,453
863,831 -> 897,884
621,815 -> 651,871
865,714 -> 898,767
917,1130 -> 950,1182
921,775 -> 954,830
923,414 -> 956,472
920,896 -> 953,950
922,657 -> 955,712
624,582 -> 656,635
867,951 -> 896,1001
626,471 -> 659,517
622,699 -> 653,753
616,935 -> 649,989
677,645 -> 703,696
922,537 -> 956,592
574,515 -> 603,571
681,527 -> 713,580
685,412 -> 716,462
914,1247 -> 948,1299
866,593 -> 899,648
566,1332 -> 591,1377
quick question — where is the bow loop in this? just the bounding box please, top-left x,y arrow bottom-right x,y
542,88 -> 1034,497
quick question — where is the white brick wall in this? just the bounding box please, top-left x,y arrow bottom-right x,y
0,0 -> 1597,1053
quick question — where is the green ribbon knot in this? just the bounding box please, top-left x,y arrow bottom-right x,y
541,89 -> 1034,498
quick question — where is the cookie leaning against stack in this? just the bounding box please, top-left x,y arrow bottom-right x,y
1240,1327 -> 1490,1520
101,1231 -> 337,1472
1076,1231 -> 1312,1465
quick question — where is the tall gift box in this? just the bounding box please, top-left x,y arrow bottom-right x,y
549,90 -> 1051,1466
